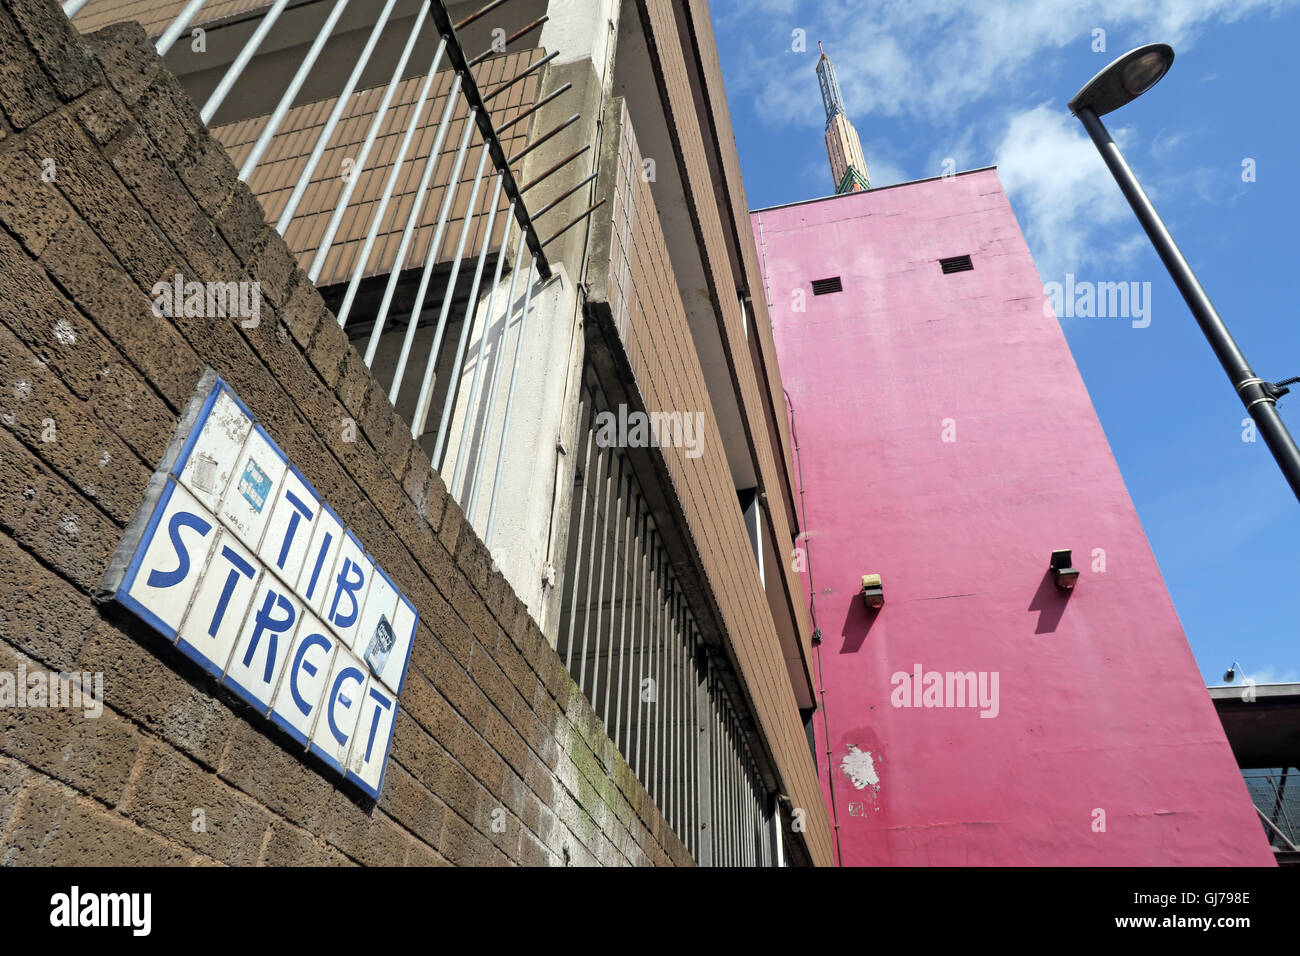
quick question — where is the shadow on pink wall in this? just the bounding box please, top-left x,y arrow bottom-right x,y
839,599 -> 881,653
1027,569 -> 1072,634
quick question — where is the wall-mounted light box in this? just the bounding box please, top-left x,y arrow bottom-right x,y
99,371 -> 417,799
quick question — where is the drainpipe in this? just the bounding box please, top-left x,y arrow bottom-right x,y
786,388 -> 843,866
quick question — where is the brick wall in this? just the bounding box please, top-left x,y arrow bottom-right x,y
586,98 -> 831,867
71,0 -> 274,36
0,0 -> 691,867
681,0 -> 802,539
631,0 -> 817,702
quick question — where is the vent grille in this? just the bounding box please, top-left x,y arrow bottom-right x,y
811,276 -> 843,295
939,255 -> 973,274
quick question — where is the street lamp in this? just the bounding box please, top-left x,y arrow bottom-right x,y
1069,44 -> 1300,502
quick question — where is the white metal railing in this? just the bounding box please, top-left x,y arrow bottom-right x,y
65,0 -> 602,550
1244,768 -> 1299,850
558,368 -> 781,866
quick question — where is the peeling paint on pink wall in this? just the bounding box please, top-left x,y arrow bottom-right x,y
753,170 -> 1275,866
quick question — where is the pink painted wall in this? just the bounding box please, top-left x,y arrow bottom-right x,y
752,169 -> 1274,866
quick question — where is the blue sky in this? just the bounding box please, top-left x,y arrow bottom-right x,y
711,0 -> 1300,686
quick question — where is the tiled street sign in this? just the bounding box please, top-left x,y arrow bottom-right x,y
99,371 -> 416,799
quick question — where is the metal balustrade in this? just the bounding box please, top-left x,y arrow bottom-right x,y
559,368 -> 781,866
63,0 -> 599,548
1243,768 -> 1300,851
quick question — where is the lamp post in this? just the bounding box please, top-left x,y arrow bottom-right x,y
1069,44 -> 1300,502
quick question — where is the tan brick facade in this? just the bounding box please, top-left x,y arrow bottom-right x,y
619,0 -> 832,867
587,97 -> 832,867
210,48 -> 544,289
71,0 -> 273,36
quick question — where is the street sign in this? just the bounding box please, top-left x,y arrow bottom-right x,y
99,371 -> 417,799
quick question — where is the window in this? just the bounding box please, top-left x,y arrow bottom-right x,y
811,276 -> 842,295
939,255 -> 973,274
738,488 -> 763,586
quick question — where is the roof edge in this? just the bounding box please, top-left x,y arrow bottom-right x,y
750,165 -> 999,215
1209,682 -> 1300,700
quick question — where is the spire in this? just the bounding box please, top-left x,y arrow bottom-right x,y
815,43 -> 847,126
815,43 -> 870,194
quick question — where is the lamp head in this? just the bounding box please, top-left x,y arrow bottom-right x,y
861,573 -> 884,609
1050,549 -> 1079,590
1069,43 -> 1174,116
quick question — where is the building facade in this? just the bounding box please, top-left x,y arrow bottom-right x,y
0,0 -> 832,866
753,170 -> 1276,866
1212,681 -> 1300,865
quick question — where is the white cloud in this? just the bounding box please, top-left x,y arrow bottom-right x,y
1149,128 -> 1188,156
716,0 -> 1296,275
1242,666 -> 1300,685
720,0 -> 1298,128
862,156 -> 910,189
994,104 -> 1143,278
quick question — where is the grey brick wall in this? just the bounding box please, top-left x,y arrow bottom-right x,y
0,0 -> 691,867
